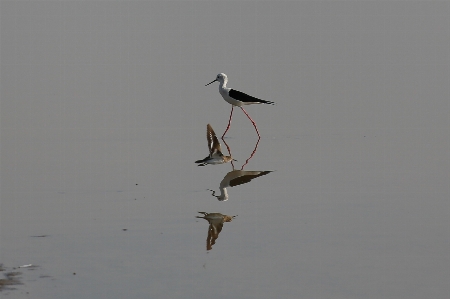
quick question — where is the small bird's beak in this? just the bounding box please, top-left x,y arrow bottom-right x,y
232,159 -> 238,162
205,79 -> 217,86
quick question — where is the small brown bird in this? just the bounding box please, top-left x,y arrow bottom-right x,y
195,124 -> 236,166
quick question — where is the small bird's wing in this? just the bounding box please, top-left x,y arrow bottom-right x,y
229,89 -> 274,105
207,124 -> 222,156
229,171 -> 273,187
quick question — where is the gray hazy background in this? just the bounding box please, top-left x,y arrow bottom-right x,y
1,1 -> 449,298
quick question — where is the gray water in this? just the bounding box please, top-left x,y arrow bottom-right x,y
1,1 -> 449,298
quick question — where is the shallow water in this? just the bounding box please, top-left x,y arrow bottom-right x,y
1,1 -> 449,299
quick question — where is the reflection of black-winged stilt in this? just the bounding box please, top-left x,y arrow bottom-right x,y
196,212 -> 236,251
221,135 -> 260,170
210,170 -> 273,201
206,73 -> 274,138
195,124 -> 236,166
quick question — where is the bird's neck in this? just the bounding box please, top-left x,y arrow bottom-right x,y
219,79 -> 228,90
219,84 -> 230,97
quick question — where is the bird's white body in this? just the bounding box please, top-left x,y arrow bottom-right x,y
216,76 -> 246,107
219,86 -> 239,106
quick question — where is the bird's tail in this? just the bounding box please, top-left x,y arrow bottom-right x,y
195,159 -> 207,166
260,99 -> 274,105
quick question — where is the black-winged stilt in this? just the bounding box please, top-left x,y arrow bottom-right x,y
206,73 -> 274,138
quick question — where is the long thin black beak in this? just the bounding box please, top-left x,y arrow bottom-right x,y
205,79 -> 217,86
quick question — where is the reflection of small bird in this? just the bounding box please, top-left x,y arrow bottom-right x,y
210,170 -> 273,201
195,124 -> 236,166
206,73 -> 274,138
196,212 -> 236,251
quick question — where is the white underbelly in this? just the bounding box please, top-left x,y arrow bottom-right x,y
222,94 -> 244,106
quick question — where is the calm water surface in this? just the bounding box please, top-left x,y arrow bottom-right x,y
1,1 -> 449,299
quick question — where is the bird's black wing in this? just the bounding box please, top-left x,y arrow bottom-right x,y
229,89 -> 274,105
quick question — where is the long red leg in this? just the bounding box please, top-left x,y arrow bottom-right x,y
221,136 -> 235,170
222,106 -> 234,138
240,107 -> 260,137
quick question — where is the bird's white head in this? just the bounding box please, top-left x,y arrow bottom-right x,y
205,73 -> 228,86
